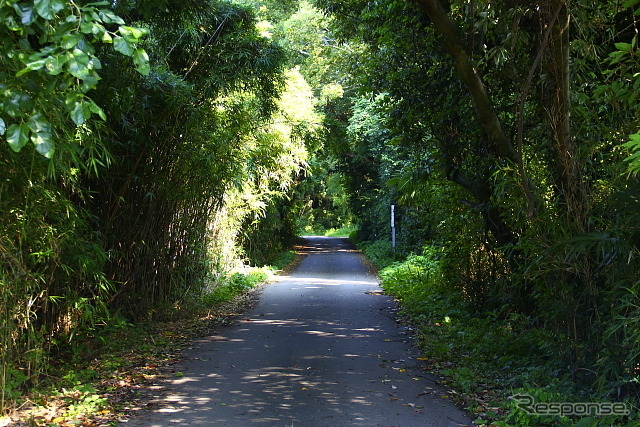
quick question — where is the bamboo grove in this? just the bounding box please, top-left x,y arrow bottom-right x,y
0,0 -> 317,408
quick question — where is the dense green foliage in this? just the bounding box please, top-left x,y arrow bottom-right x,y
312,0 -> 640,424
368,248 -> 635,426
2,0 -> 640,424
0,0 -> 313,413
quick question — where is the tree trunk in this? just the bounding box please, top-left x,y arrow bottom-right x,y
415,0 -> 520,247
543,0 -> 588,230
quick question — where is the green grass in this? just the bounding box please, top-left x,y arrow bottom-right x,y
266,250 -> 298,271
201,269 -> 269,306
363,243 -> 639,427
8,249 -> 302,425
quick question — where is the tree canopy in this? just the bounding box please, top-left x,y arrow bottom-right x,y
2,0 -> 640,424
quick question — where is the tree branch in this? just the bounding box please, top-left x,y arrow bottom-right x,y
414,0 -> 517,161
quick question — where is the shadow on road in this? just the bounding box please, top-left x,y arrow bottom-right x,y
120,236 -> 473,427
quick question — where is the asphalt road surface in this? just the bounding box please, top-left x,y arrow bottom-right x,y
121,236 -> 473,426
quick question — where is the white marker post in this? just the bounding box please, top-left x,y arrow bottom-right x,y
391,204 -> 396,248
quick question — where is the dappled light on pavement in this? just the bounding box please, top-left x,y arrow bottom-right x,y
120,237 -> 472,427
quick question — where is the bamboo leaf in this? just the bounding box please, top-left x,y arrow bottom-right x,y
615,42 -> 632,52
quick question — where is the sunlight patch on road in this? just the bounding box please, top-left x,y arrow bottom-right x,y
157,408 -> 183,413
246,318 -> 307,326
301,329 -> 372,338
275,276 -> 378,286
172,377 -> 199,385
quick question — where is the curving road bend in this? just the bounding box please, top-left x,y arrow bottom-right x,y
121,236 -> 473,426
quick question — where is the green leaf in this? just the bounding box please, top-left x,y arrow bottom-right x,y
89,57 -> 102,71
0,118 -> 5,136
615,42 -> 632,52
31,132 -> 55,158
61,33 -> 83,49
33,0 -> 52,19
50,0 -> 66,17
3,14 -> 22,32
133,49 -> 150,75
18,38 -> 32,51
7,123 -> 30,152
14,4 -> 36,25
101,31 -> 113,43
16,59 -> 46,77
67,49 -> 91,79
28,114 -> 52,134
80,21 -> 100,35
4,91 -> 33,117
623,0 -> 640,8
98,10 -> 125,25
34,0 -> 66,20
44,54 -> 67,75
574,417 -> 596,427
70,102 -> 86,125
119,26 -> 147,40
609,51 -> 624,65
80,75 -> 101,92
113,37 -> 134,56
88,100 -> 107,121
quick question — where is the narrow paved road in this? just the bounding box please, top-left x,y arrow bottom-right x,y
121,237 -> 473,426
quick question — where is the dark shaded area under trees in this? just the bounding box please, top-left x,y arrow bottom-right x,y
310,0 -> 640,423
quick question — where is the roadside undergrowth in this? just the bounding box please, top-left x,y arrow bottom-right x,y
359,242 -> 639,427
3,252 -> 300,427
